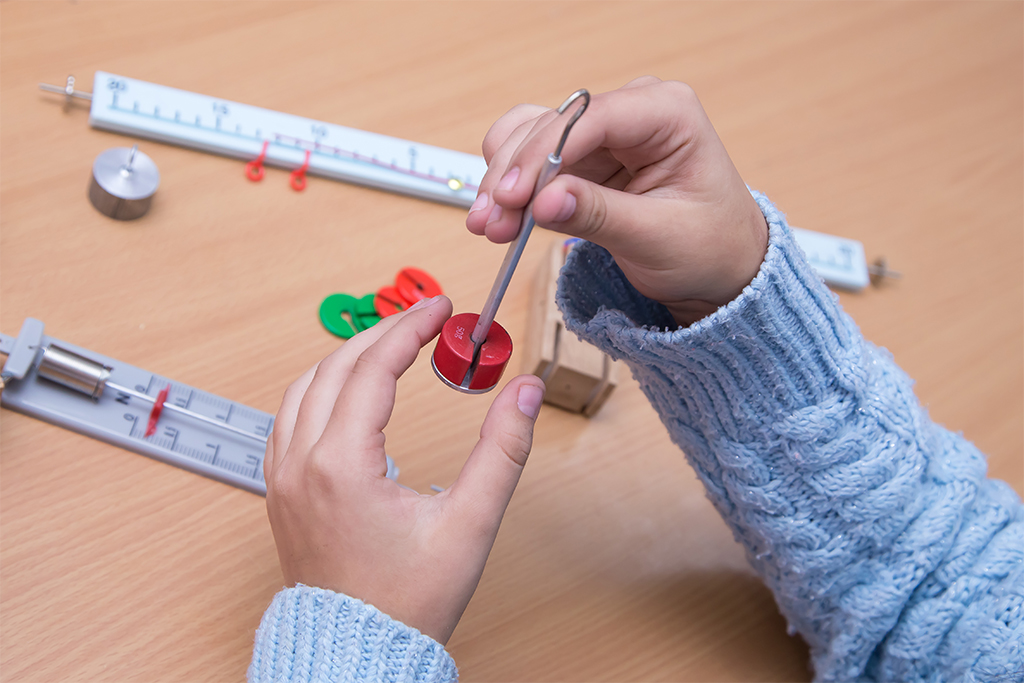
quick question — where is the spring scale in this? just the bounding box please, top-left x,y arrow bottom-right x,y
0,319 -> 396,495
41,72 -> 487,206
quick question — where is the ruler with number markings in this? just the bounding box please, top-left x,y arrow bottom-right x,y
1,318 -> 399,494
1,319 -> 271,494
80,71 -> 488,207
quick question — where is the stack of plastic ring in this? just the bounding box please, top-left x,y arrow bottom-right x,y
319,268 -> 442,339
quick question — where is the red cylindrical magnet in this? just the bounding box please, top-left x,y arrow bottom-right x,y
431,313 -> 512,393
395,267 -> 442,305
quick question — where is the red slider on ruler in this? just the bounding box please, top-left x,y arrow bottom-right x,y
144,384 -> 171,437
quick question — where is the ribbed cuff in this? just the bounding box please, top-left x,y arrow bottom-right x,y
248,586 -> 457,683
557,191 -> 867,436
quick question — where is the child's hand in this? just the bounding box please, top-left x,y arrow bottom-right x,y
466,77 -> 768,326
263,296 -> 545,645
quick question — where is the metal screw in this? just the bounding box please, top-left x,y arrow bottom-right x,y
38,75 -> 93,110
868,256 -> 902,287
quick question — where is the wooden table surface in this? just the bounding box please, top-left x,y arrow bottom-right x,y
2,2 -> 1020,681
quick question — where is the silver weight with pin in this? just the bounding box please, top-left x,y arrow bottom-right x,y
88,144 -> 159,220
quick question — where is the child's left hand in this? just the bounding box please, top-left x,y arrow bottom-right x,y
263,295 -> 545,645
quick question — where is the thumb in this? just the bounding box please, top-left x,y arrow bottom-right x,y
449,375 -> 545,528
531,173 -> 653,250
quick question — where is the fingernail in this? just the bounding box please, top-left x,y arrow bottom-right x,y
553,192 -> 576,223
485,202 -> 502,225
517,383 -> 544,419
497,166 -> 520,192
408,295 -> 440,311
468,192 -> 489,214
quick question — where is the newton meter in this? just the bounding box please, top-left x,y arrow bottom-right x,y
0,318 -> 395,495
789,227 -> 900,291
40,72 -> 487,207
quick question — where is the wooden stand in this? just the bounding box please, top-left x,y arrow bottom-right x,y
522,240 -> 619,416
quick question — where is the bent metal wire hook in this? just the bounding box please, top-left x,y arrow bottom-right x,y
552,89 -> 591,159
458,89 -> 590,388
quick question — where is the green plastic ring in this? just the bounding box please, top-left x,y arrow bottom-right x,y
320,293 -> 385,338
319,293 -> 360,339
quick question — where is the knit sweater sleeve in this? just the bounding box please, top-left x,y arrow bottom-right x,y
556,191 -> 1024,682
248,585 -> 457,683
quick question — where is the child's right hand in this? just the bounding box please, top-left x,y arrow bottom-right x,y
465,76 -> 769,326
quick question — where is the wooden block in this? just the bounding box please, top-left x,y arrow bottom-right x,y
521,240 -> 619,416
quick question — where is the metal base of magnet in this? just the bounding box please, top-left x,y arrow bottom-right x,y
430,355 -> 495,394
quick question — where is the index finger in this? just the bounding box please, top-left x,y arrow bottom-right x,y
469,99 -> 590,243
313,296 -> 453,476
467,105 -> 552,240
269,296 -> 442,479
483,81 -> 706,237
481,103 -> 549,163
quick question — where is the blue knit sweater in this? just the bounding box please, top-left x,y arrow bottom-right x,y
249,193 -> 1023,682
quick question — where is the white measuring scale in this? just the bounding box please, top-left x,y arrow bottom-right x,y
42,72 -> 487,207
0,318 -> 397,495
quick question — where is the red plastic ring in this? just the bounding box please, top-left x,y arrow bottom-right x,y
246,140 -> 268,182
395,267 -> 442,305
245,160 -> 265,182
290,149 -> 311,191
374,286 -> 406,317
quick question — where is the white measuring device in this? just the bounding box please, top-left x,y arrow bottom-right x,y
40,73 -> 897,290
789,228 -> 900,291
0,318 -> 395,495
41,72 -> 488,207
790,227 -> 869,290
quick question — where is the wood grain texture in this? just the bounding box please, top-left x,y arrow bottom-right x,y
1,2 -> 1020,682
